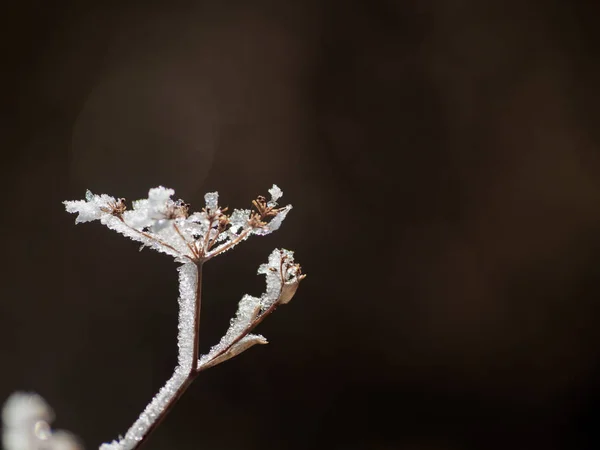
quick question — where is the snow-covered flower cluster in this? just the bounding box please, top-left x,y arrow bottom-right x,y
2,393 -> 81,450
63,184 -> 292,263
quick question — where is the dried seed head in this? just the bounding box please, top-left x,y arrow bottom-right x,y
248,212 -> 267,229
100,198 -> 127,217
279,261 -> 305,305
165,200 -> 189,220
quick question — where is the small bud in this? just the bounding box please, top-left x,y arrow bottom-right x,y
279,274 -> 306,305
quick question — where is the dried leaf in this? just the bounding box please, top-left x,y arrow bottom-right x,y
201,334 -> 268,369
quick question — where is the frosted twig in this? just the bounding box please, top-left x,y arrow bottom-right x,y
58,185 -> 305,450
198,249 -> 305,370
99,263 -> 199,450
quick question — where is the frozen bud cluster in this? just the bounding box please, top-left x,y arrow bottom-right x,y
64,185 -> 292,263
2,393 -> 81,450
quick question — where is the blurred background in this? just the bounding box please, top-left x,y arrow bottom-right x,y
2,0 -> 600,449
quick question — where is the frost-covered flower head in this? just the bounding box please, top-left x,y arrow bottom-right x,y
64,185 -> 292,263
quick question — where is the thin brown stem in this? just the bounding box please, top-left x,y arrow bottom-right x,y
118,217 -> 195,263
200,217 -> 215,257
206,228 -> 222,251
173,222 -> 198,259
204,228 -> 251,261
131,262 -> 204,450
132,374 -> 197,450
197,300 -> 279,372
192,262 -> 203,370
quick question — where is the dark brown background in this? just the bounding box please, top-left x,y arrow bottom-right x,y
1,1 -> 600,449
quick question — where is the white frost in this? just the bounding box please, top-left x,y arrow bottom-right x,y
123,186 -> 176,231
63,191 -> 115,224
252,205 -> 292,236
176,263 -> 199,370
267,184 -> 283,205
258,248 -> 296,309
204,191 -> 219,213
228,209 -> 251,234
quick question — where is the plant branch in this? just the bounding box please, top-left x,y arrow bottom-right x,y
101,263 -> 201,450
116,217 -> 195,263
200,216 -> 215,257
173,222 -> 198,260
204,228 -> 252,261
133,262 -> 206,449
197,300 -> 279,372
129,373 -> 196,450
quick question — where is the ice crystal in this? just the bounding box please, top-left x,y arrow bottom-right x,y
229,209 -> 251,234
64,191 -> 116,224
123,186 -> 175,230
101,215 -> 190,262
99,368 -> 189,450
261,205 -> 291,235
219,295 -> 261,347
204,191 -> 219,213
267,184 -> 283,205
176,263 -> 198,370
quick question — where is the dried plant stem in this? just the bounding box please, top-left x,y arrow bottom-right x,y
205,229 -> 251,261
131,262 -> 202,450
122,259 -> 276,450
173,222 -> 198,259
197,298 -> 279,372
192,262 -> 203,370
130,261 -> 284,449
117,217 -> 195,263
132,374 -> 196,450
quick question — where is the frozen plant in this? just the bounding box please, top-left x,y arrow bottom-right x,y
2,185 -> 305,450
